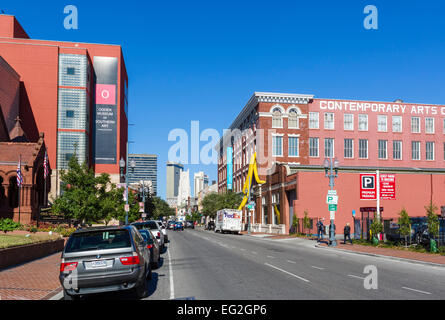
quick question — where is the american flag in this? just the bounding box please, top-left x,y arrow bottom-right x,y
44,151 -> 49,179
17,158 -> 23,187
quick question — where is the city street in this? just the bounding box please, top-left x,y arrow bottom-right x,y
80,228 -> 445,300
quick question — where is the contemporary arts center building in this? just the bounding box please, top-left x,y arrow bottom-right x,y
218,92 -> 445,235
0,15 -> 128,199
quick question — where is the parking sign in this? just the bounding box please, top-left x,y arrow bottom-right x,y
360,174 -> 377,200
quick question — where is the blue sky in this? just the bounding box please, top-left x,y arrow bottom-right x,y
4,0 -> 445,199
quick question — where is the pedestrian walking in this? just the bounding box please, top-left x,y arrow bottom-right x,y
344,223 -> 352,245
317,218 -> 325,242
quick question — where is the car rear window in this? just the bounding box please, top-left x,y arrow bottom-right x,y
65,230 -> 132,253
133,221 -> 158,230
138,229 -> 153,240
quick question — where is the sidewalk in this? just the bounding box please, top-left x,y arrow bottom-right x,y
0,253 -> 62,300
315,241 -> 445,266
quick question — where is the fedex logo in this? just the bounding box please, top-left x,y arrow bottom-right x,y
96,84 -> 116,105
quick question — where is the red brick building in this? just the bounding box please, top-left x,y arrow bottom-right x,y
218,92 -> 445,236
0,15 -> 129,199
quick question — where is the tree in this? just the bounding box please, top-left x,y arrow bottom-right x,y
370,217 -> 383,244
291,214 -> 299,234
52,155 -> 112,225
425,201 -> 439,244
397,208 -> 411,247
303,211 -> 311,236
201,192 -> 242,219
148,196 -> 175,220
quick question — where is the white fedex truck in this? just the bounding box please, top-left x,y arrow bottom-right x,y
215,209 -> 242,234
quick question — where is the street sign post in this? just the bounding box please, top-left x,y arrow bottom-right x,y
328,204 -> 337,211
124,204 -> 130,212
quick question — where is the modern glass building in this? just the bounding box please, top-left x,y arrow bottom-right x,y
128,154 -> 158,195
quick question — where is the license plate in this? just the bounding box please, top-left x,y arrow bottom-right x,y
91,260 -> 107,268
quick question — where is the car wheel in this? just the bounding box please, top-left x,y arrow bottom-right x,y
135,276 -> 148,299
63,290 -> 80,300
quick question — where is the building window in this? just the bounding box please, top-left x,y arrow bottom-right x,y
67,67 -> 75,75
272,108 -> 283,128
359,139 -> 368,159
392,116 -> 402,133
393,140 -> 402,160
66,110 -> 75,118
426,142 -> 435,160
412,141 -> 421,160
425,118 -> 435,134
411,117 -> 420,133
378,115 -> 387,132
344,139 -> 353,158
309,137 -> 319,157
324,113 -> 334,130
309,112 -> 319,129
378,140 -> 387,159
272,136 -> 283,156
288,136 -> 299,157
288,109 -> 299,129
324,138 -> 334,158
344,114 -> 354,131
358,114 -> 368,131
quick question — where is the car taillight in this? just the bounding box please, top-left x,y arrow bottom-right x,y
60,262 -> 78,272
147,244 -> 153,249
120,254 -> 140,265
157,232 -> 160,238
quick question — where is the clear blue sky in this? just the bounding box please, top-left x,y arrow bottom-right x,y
4,0 -> 445,199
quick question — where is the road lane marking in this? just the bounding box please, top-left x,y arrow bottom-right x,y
402,287 -> 432,295
264,263 -> 310,283
311,266 -> 325,270
348,274 -> 365,280
266,255 -> 275,259
240,248 -> 246,251
287,260 -> 296,264
167,247 -> 175,300
251,251 -> 258,255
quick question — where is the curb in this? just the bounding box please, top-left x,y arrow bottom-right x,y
315,244 -> 445,268
47,288 -> 63,300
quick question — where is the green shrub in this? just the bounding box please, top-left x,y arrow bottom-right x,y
0,218 -> 22,233
59,228 -> 76,238
29,226 -> 38,233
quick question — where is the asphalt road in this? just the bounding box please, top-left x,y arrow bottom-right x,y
81,227 -> 445,300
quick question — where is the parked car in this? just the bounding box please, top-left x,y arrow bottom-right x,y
174,222 -> 184,231
156,220 -> 169,242
132,220 -> 165,251
167,221 -> 176,230
136,228 -> 160,269
185,221 -> 195,229
59,225 -> 151,300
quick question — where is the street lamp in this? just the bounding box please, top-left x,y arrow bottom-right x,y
119,157 -> 136,225
324,156 -> 339,247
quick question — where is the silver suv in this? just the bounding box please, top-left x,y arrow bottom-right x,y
59,225 -> 151,300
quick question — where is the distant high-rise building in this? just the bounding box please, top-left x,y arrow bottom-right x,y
193,171 -> 204,197
128,154 -> 158,195
177,169 -> 191,210
166,162 -> 183,206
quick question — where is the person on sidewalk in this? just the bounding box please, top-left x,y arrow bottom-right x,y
344,223 -> 353,245
317,218 -> 325,242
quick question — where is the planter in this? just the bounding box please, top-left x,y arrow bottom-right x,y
0,239 -> 65,270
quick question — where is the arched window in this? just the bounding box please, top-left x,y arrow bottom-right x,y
288,109 -> 299,129
0,176 -> 5,207
272,108 -> 283,128
8,177 -> 19,208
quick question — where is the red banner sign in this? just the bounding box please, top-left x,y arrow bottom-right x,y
380,174 -> 396,200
